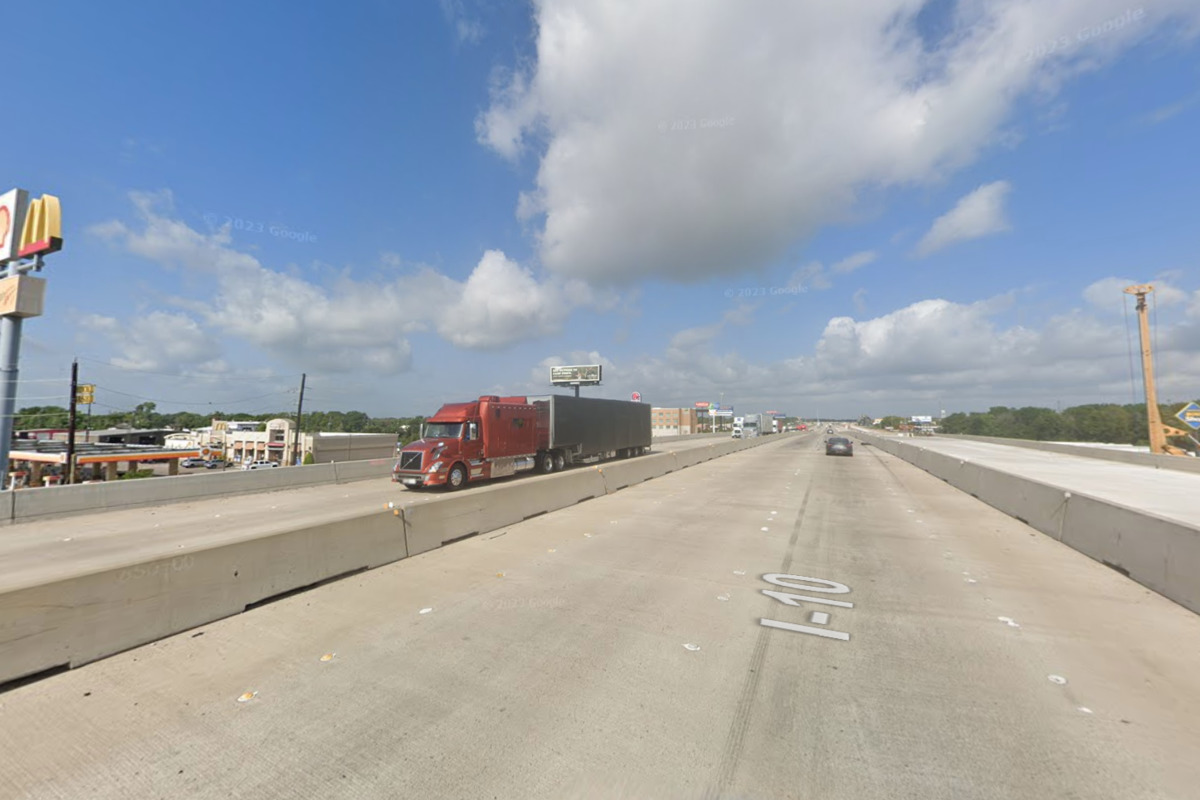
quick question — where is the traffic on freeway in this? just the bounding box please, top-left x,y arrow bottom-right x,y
3,433 -> 1198,799
4,1 -> 1200,798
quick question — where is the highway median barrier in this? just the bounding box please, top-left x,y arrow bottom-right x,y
5,460 -> 393,526
401,467 -> 609,557
596,451 -> 678,492
858,430 -> 1200,615
0,506 -> 408,687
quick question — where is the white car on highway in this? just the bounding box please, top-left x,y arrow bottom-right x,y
242,460 -> 280,470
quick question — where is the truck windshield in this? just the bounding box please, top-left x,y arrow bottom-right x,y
423,423 -> 464,439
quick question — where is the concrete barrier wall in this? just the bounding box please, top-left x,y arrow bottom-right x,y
0,430 -> 788,686
669,445 -> 713,469
857,430 -> 1200,615
4,460 -> 394,526
942,434 -> 1200,475
596,452 -> 678,492
401,468 -> 610,557
652,432 -> 727,444
0,508 -> 407,686
1061,494 -> 1200,613
332,459 -> 395,482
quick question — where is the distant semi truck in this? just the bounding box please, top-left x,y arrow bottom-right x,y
393,394 -> 651,489
742,414 -> 765,438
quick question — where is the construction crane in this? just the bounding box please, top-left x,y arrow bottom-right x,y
1123,284 -> 1188,456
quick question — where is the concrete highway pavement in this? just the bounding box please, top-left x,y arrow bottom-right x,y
0,436 -> 724,594
3,434 -> 1199,799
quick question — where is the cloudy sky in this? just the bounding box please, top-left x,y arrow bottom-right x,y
4,0 -> 1200,420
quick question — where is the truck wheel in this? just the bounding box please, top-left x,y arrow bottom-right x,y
447,463 -> 468,490
538,452 -> 555,473
553,452 -> 565,472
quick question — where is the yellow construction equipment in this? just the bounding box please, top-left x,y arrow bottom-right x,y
1123,284 -> 1188,456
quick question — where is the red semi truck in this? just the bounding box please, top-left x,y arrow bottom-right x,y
393,394 -> 652,489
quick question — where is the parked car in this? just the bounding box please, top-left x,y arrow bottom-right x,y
825,437 -> 853,456
204,459 -> 229,469
242,460 -> 279,470
180,457 -> 207,468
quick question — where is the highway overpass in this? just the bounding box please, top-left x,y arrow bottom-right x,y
1,431 -> 1199,798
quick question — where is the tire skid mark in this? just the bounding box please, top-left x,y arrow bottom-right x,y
707,477 -> 815,798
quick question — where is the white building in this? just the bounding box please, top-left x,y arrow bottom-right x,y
212,418 -> 396,466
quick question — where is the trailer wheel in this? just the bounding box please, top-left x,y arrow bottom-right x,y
553,452 -> 565,472
537,451 -> 555,474
447,463 -> 468,490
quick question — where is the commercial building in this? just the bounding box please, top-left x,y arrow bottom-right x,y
6,419 -> 398,487
650,407 -> 700,437
214,419 -> 396,466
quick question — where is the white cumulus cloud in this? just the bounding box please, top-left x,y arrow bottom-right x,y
476,1 -> 1198,284
89,192 -> 610,374
914,181 -> 1013,256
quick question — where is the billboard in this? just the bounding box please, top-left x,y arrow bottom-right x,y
694,401 -> 711,409
911,415 -> 933,424
550,364 -> 602,385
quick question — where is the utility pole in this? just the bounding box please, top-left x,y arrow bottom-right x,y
1123,284 -> 1188,456
66,359 -> 78,484
292,373 -> 306,465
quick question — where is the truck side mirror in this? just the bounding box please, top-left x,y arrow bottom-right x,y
468,422 -> 477,440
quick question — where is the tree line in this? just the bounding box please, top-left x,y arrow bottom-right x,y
929,403 -> 1195,449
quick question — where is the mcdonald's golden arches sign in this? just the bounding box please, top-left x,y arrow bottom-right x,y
0,188 -> 63,262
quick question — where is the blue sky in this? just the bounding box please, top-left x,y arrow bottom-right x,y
3,0 -> 1199,422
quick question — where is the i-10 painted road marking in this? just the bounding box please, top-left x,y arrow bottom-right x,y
759,573 -> 853,641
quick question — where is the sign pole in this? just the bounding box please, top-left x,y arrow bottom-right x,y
0,189 -> 62,487
0,310 -> 20,488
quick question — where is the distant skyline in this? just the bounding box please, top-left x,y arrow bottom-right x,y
3,0 -> 1199,421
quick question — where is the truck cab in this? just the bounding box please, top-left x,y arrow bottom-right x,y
393,397 -> 543,489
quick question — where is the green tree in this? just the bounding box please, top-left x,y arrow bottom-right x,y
131,401 -> 160,428
343,410 -> 369,432
1062,404 -> 1135,444
15,406 -> 70,429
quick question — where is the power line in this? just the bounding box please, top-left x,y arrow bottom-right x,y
92,385 -> 296,407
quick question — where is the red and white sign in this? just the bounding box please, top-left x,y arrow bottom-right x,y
0,188 -> 29,263
631,392 -> 641,402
